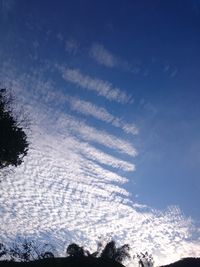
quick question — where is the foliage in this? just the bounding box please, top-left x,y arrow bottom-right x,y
0,88 -> 29,169
66,243 -> 85,258
136,252 -> 154,267
0,239 -> 54,262
66,240 -> 130,264
100,241 -> 130,263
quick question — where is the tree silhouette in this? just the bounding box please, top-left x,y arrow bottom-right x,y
87,241 -> 104,258
100,241 -> 130,263
114,244 -> 130,263
66,243 -> 85,258
66,240 -> 130,264
136,252 -> 154,267
100,241 -> 117,260
0,88 -> 29,170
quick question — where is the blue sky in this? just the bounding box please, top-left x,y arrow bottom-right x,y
0,0 -> 200,265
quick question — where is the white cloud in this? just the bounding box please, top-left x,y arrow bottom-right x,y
65,39 -> 79,55
0,64 -> 200,267
70,97 -> 113,122
89,43 -> 142,75
1,146 -> 199,266
1,66 -> 137,156
69,97 -> 138,135
62,68 -> 131,103
90,43 -> 118,68
56,113 -> 137,156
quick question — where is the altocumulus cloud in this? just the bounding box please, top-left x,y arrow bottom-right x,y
90,43 -> 118,68
68,97 -> 139,135
61,67 -> 131,103
0,64 -> 200,266
89,43 -> 139,74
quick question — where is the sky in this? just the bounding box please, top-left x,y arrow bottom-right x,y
0,0 -> 200,265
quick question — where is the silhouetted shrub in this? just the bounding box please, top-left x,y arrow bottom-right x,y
0,88 -> 29,170
135,252 -> 154,267
66,243 -> 85,258
100,241 -> 130,263
66,240 -> 130,264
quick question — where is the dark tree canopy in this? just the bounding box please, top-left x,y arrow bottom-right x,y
100,241 -> 130,263
0,88 -> 29,169
136,252 -> 154,267
66,243 -> 85,258
66,241 -> 130,264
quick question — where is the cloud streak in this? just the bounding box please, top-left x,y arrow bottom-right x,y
89,43 -> 142,75
62,68 -> 131,103
89,43 -> 118,68
56,113 -> 137,157
69,97 -> 138,135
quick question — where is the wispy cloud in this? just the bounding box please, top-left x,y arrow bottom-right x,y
56,113 -> 137,157
89,43 -> 118,68
1,143 -> 199,265
62,68 -> 131,103
89,43 -> 142,75
4,69 -> 137,135
1,64 -> 200,267
69,97 -> 138,135
65,39 -> 79,55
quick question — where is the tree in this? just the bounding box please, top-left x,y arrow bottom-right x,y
66,240 -> 130,264
0,88 -> 29,169
66,243 -> 85,258
114,244 -> 130,263
136,252 -> 154,267
100,241 -> 130,263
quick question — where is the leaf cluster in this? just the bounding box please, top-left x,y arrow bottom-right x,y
66,240 -> 130,264
0,88 -> 29,169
